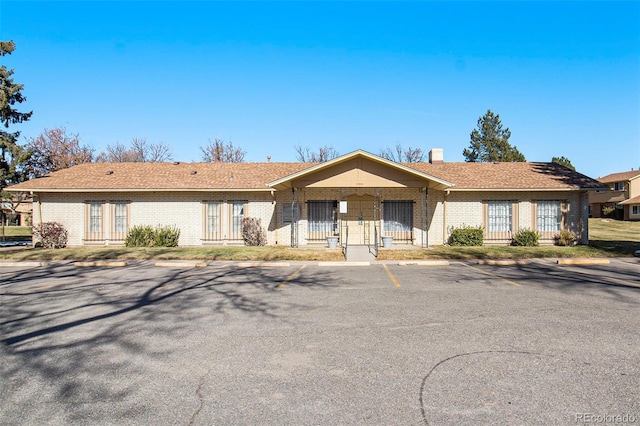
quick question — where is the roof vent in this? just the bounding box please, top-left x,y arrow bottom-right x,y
190,170 -> 197,175
106,170 -> 114,175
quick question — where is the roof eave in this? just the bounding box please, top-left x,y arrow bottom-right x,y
8,187 -> 273,193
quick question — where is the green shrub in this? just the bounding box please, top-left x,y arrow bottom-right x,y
32,222 -> 68,249
511,228 -> 540,246
554,229 -> 576,246
153,225 -> 180,247
242,217 -> 267,246
124,225 -> 154,247
125,225 -> 180,247
449,225 -> 484,246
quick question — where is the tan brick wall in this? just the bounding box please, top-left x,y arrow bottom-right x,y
35,188 -> 588,247
442,191 -> 583,244
37,191 -> 276,246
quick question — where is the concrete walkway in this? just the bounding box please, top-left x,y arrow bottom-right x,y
345,245 -> 377,262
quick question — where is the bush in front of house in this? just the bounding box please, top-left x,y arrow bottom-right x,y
554,229 -> 576,246
511,228 -> 540,246
242,217 -> 267,246
448,225 -> 484,246
125,225 -> 180,247
32,221 -> 69,249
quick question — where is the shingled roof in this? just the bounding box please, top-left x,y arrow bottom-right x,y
6,153 -> 606,192
408,161 -> 606,190
597,170 -> 640,183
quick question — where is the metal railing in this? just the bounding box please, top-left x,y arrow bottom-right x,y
342,224 -> 349,259
372,225 -> 379,258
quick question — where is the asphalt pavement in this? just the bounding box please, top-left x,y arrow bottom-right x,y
1,259 -> 639,425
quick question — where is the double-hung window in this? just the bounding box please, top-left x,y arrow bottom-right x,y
111,201 -> 129,241
204,201 -> 222,240
383,201 -> 413,241
229,201 -> 246,240
85,201 -> 104,241
536,200 -> 562,234
484,200 -> 515,241
307,201 -> 337,241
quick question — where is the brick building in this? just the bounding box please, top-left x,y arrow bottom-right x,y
7,149 -> 606,247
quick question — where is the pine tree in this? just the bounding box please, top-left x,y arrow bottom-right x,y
1,40 -> 33,191
463,109 -> 525,162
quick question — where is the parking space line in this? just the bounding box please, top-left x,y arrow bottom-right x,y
550,264 -> 640,288
383,264 -> 401,288
458,263 -> 521,287
277,265 -> 306,289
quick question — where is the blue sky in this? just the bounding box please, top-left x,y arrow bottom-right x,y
1,1 -> 639,179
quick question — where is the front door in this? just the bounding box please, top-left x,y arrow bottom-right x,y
345,196 -> 374,245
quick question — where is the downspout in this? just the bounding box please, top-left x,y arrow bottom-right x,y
443,190 -> 448,244
271,189 -> 277,245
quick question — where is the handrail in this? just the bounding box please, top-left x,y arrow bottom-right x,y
342,224 -> 349,259
373,225 -> 379,258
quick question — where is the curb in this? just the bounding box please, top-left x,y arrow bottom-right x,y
477,260 -> 529,266
155,261 -> 207,268
398,260 -> 450,266
0,261 -> 48,267
74,261 -> 128,267
556,258 -> 611,265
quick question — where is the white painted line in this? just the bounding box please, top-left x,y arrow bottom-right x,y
398,260 -> 450,266
317,261 -> 370,266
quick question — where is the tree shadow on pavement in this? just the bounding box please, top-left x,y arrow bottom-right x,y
0,262 -> 335,423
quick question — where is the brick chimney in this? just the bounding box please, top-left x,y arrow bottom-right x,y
429,148 -> 444,164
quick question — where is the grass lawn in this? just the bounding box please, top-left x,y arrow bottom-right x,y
0,226 -> 32,237
0,219 -> 638,261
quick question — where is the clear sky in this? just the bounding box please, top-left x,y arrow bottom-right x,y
1,1 -> 639,179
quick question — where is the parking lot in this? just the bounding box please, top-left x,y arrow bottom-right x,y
1,259 -> 639,425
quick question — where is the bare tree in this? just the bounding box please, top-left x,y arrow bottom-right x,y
96,138 -> 173,162
295,145 -> 340,162
25,127 -> 94,177
379,142 -> 424,162
200,138 -> 246,162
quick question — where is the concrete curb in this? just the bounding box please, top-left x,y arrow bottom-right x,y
0,261 -> 48,267
477,260 -> 529,266
236,262 -> 291,267
556,258 -> 611,265
398,260 -> 450,266
74,261 -> 128,267
154,261 -> 207,268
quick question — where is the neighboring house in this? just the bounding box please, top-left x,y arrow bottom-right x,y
589,170 -> 640,221
1,198 -> 32,227
6,149 -> 606,247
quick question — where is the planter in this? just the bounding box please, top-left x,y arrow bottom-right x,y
327,236 -> 339,249
381,236 -> 393,248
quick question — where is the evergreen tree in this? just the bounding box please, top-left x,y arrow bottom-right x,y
463,109 -> 525,162
1,41 -> 32,191
551,156 -> 575,171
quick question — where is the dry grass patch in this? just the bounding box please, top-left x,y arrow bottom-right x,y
0,226 -> 32,237
0,245 -> 344,262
